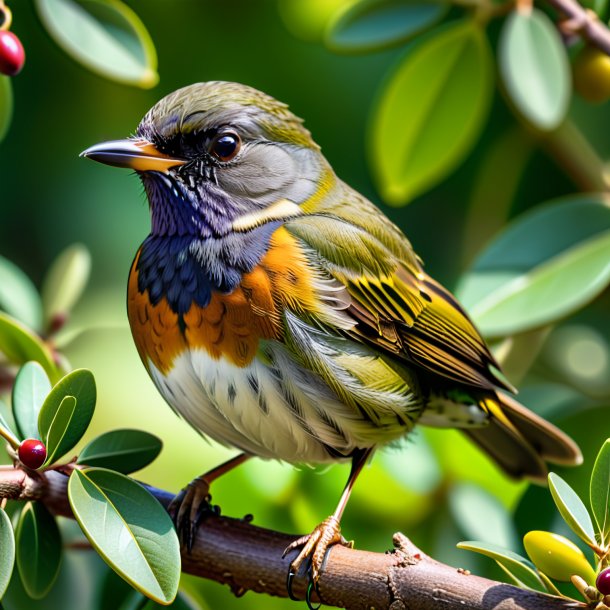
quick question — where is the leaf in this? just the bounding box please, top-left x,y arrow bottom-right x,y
449,483 -> 518,549
12,362 -> 52,441
369,19 -> 492,205
41,244 -> 91,328
68,468 -> 180,604
38,369 -> 96,465
499,9 -> 570,131
590,439 -> 610,546
0,75 -> 12,142
0,508 -> 15,599
325,0 -> 447,54
0,400 -> 20,448
15,502 -> 62,599
0,255 -> 43,331
0,312 -> 59,382
456,195 -> 610,337
35,0 -> 158,88
457,541 -> 546,591
548,473 -> 596,547
78,429 -> 162,473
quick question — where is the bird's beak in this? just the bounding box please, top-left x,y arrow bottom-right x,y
80,138 -> 185,173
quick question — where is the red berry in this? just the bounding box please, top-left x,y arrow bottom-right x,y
597,568 -> 610,595
18,439 -> 47,469
0,30 -> 25,76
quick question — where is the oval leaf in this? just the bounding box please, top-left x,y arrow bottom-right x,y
15,502 -> 62,599
0,508 -> 15,599
457,541 -> 546,591
370,20 -> 492,205
457,195 -> 610,337
0,312 -> 59,382
548,473 -> 596,547
78,429 -> 162,473
12,362 -> 52,442
0,255 -> 43,331
590,439 -> 610,546
326,0 -> 447,54
35,0 -> 158,88
499,9 -> 570,131
68,468 -> 180,604
38,369 -> 96,464
42,244 -> 91,328
0,75 -> 12,142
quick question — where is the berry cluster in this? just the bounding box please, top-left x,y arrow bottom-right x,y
0,3 -> 24,76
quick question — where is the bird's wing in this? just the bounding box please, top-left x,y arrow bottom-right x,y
285,189 -> 508,393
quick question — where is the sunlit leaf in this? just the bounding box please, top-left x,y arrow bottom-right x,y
548,473 -> 596,547
457,195 -> 610,337
0,508 -> 15,599
0,312 -> 59,382
68,468 -> 180,604
449,483 -> 518,549
15,502 -> 62,599
42,244 -> 91,329
278,0 -> 357,42
523,530 -> 596,584
35,0 -> 158,88
38,369 -> 96,465
78,429 -> 162,473
326,0 -> 447,54
12,362 -> 52,442
457,540 -> 546,591
0,255 -> 42,331
370,20 -> 492,205
590,439 -> 610,546
0,75 -> 12,142
499,9 -> 570,131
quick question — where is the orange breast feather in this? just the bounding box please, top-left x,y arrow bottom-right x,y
128,227 -> 320,373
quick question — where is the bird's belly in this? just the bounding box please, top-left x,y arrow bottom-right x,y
147,346 -> 412,464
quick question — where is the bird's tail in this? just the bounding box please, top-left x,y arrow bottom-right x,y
463,392 -> 582,483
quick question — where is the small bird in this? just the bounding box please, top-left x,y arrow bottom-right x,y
82,81 -> 581,586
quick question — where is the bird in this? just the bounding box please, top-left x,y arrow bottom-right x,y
81,81 -> 582,589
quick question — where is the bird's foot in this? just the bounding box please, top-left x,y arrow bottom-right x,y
283,516 -> 351,595
168,476 -> 220,550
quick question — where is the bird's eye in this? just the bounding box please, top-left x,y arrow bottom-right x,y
210,132 -> 241,162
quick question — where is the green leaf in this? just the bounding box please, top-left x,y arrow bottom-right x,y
0,255 -> 43,331
370,20 -> 492,205
0,312 -> 59,382
457,195 -> 610,337
35,0 -> 158,88
325,0 -> 447,54
449,483 -> 518,549
0,75 -> 12,143
15,502 -> 62,599
38,369 -> 96,465
12,362 -> 52,442
499,9 -> 570,131
457,541 -> 546,591
41,244 -> 91,328
0,400 -> 20,448
590,439 -> 610,546
78,429 -> 162,473
548,473 -> 596,547
68,468 -> 180,604
0,508 -> 15,599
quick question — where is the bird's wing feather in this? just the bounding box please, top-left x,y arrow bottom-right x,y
286,188 -> 507,392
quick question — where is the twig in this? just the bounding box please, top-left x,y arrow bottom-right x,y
0,467 -> 586,610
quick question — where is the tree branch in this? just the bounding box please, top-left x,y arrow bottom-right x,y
0,466 -> 584,610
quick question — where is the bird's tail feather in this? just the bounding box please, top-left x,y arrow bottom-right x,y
464,392 -> 582,483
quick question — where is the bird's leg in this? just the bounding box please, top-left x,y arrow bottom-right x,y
169,452 -> 250,550
283,448 -> 372,593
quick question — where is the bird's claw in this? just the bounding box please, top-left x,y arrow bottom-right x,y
283,515 -> 349,602
168,476 -> 216,551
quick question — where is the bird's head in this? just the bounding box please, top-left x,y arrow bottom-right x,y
82,81 -> 328,237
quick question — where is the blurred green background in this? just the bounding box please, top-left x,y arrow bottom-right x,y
1,0 -> 610,608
